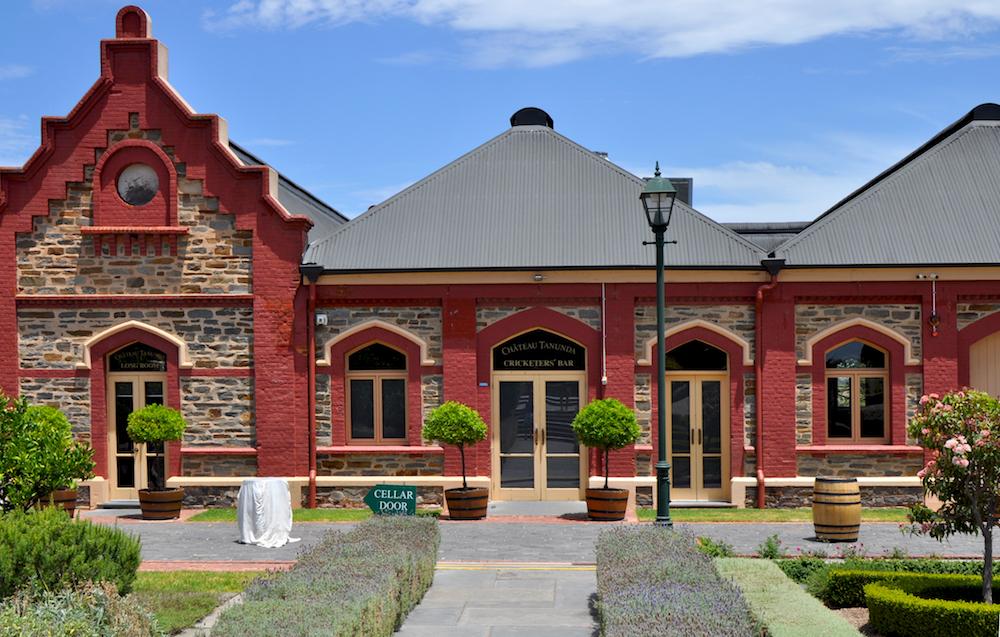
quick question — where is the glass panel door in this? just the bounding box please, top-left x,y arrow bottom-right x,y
493,374 -> 586,500
108,373 -> 168,500
666,374 -> 729,501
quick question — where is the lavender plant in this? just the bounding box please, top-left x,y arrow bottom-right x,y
212,516 -> 440,637
596,526 -> 762,637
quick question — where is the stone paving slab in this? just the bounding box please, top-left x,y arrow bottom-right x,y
395,566 -> 598,637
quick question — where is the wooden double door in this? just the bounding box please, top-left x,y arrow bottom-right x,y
667,374 -> 730,501
492,373 -> 587,500
107,373 -> 168,500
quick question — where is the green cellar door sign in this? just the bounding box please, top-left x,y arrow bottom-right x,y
364,484 -> 417,516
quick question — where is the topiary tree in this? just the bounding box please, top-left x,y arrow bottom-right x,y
422,402 -> 487,490
571,398 -> 641,489
126,404 -> 186,491
906,389 -> 1000,604
0,395 -> 94,513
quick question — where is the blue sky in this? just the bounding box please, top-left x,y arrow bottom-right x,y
2,1 -> 1000,223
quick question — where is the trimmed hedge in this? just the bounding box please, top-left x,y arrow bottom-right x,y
803,558 -> 1000,607
0,506 -> 142,598
865,573 -> 1000,637
595,527 -> 761,637
211,516 -> 440,637
779,556 -> 1000,586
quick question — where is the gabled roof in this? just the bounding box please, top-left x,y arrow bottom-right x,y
305,121 -> 766,272
776,104 -> 1000,267
228,143 -> 347,243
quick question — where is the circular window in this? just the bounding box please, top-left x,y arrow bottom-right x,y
116,163 -> 159,206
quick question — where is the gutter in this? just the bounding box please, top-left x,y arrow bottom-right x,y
755,259 -> 784,509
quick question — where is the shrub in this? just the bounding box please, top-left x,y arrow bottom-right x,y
571,399 -> 641,489
775,556 -> 827,583
865,573 -> 1000,637
126,404 -> 187,491
0,397 -> 94,513
697,536 -> 736,558
422,402 -> 487,489
0,581 -> 161,637
212,516 -> 440,637
803,558 -> 1000,605
716,558 -> 862,637
757,533 -> 784,559
595,526 -> 760,637
0,507 -> 142,598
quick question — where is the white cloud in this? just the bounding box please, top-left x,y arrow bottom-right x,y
247,138 -> 295,146
349,180 -> 415,210
203,0 -> 1000,65
0,116 -> 38,168
0,64 -> 32,81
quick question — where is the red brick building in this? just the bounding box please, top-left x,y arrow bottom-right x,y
5,6 -> 1000,509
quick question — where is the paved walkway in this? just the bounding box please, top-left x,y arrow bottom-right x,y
82,503 -> 1000,635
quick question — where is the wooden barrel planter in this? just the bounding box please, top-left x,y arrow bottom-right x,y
585,488 -> 629,521
813,477 -> 861,542
445,487 -> 488,520
138,488 -> 185,520
38,488 -> 78,518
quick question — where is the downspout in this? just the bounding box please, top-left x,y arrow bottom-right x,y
755,259 -> 784,509
300,263 -> 325,509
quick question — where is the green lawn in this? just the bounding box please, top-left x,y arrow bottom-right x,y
637,507 -> 911,523
187,508 -> 441,522
132,571 -> 257,635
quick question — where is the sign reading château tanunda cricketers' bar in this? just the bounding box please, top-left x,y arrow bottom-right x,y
493,329 -> 585,371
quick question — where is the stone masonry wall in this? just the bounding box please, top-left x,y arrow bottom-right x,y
317,453 -> 444,477
18,307 -> 254,369
477,306 -> 602,332
797,453 -> 923,477
957,302 -> 1000,330
18,376 -> 91,442
422,374 -> 443,422
634,374 -> 651,444
16,121 -> 252,295
745,485 -> 922,508
182,456 -> 257,477
796,373 -> 812,446
794,304 -> 922,361
905,373 -> 921,446
316,374 -> 332,446
181,377 -> 255,447
634,305 -> 755,361
315,306 -> 442,364
311,486 -> 443,509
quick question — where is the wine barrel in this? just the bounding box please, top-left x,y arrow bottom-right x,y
445,487 -> 488,520
813,477 -> 861,542
38,488 -> 78,518
585,488 -> 629,521
138,488 -> 185,520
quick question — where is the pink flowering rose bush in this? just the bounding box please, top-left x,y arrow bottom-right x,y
907,389 -> 1000,604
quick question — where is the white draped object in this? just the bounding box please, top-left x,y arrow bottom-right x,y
236,478 -> 299,548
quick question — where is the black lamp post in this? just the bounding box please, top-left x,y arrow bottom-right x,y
640,162 -> 677,527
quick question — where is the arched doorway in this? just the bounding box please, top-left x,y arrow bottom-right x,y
491,329 -> 588,500
970,331 -> 1000,398
106,342 -> 170,500
665,340 -> 730,501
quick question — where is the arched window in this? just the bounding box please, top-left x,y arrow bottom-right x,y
346,343 -> 407,444
825,340 -> 888,443
664,340 -> 728,371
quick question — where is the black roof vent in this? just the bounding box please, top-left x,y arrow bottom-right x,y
511,107 -> 553,129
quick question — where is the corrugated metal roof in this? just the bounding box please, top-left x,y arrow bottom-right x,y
305,125 -> 765,272
228,142 -> 348,243
777,105 -> 1000,266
